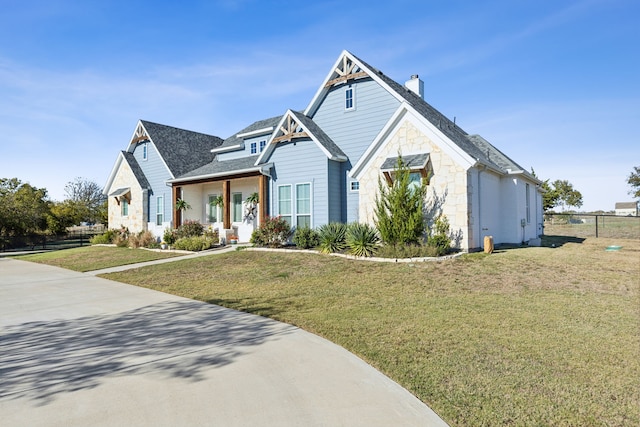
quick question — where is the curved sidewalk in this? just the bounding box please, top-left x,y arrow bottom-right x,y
0,258 -> 448,426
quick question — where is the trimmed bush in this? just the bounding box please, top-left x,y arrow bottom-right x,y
173,235 -> 217,251
90,229 -> 117,244
250,216 -> 292,247
346,223 -> 379,257
176,220 -> 204,239
293,227 -> 319,249
317,222 -> 347,254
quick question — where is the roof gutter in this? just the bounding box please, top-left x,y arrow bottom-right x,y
211,143 -> 243,154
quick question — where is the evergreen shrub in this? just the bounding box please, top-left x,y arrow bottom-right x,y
293,226 -> 319,249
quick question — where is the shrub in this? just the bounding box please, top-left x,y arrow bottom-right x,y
346,223 -> 379,257
250,216 -> 292,247
163,228 -> 177,245
173,235 -> 217,251
427,215 -> 452,256
317,222 -> 347,254
374,155 -> 427,245
293,227 -> 319,249
203,226 -> 219,242
129,230 -> 157,248
90,229 -> 117,244
176,220 -> 204,239
113,226 -> 130,247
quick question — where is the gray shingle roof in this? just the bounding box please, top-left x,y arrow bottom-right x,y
352,53 -> 531,177
289,110 -> 347,160
140,120 -> 223,177
121,151 -> 151,189
176,155 -> 263,180
380,153 -> 429,171
217,115 -> 282,150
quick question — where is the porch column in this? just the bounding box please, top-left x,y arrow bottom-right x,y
223,180 -> 231,229
173,186 -> 181,228
258,174 -> 268,225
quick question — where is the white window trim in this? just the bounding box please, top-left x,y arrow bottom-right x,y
350,180 -> 360,192
345,84 -> 356,111
142,143 -> 148,161
232,192 -> 243,223
250,142 -> 257,154
277,184 -> 293,224
207,194 -> 219,223
121,199 -> 129,217
259,140 -> 266,152
295,182 -> 313,229
156,196 -> 163,226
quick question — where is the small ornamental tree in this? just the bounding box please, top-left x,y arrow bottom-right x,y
374,156 -> 427,245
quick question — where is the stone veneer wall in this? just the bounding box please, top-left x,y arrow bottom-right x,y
358,120 -> 469,249
107,160 -> 146,233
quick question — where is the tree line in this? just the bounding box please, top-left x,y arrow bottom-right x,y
0,177 -> 106,244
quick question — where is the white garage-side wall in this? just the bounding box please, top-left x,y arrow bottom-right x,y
358,117 -> 470,249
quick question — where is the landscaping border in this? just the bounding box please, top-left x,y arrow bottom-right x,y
245,246 -> 465,263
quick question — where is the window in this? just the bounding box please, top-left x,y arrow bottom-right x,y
408,172 -> 423,193
259,140 -> 266,152
350,181 -> 360,192
526,183 -> 531,223
207,194 -> 218,222
278,185 -> 292,225
142,143 -> 148,160
296,183 -> 311,228
121,199 -> 129,217
345,85 -> 354,110
250,142 -> 257,154
156,196 -> 163,226
232,193 -> 243,222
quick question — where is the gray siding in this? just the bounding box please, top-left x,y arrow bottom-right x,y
132,142 -> 172,224
268,138 -> 330,228
311,78 -> 400,164
327,160 -> 343,223
344,163 -> 359,223
218,135 -> 269,161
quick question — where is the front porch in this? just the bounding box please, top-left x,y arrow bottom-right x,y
172,173 -> 268,243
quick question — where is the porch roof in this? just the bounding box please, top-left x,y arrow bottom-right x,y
169,155 -> 271,184
108,187 -> 130,198
380,153 -> 430,172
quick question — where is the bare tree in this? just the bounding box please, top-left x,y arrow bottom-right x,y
64,177 -> 107,224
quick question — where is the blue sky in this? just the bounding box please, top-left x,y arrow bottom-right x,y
0,0 -> 638,211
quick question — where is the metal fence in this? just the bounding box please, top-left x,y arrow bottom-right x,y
544,213 -> 640,240
0,226 -> 106,253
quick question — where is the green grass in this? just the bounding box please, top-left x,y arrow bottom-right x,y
17,246 -> 185,272
24,239 -> 640,425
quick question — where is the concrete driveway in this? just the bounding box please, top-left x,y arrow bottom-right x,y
0,258 -> 448,426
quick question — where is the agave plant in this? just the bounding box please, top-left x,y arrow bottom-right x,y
346,222 -> 379,257
317,222 -> 347,254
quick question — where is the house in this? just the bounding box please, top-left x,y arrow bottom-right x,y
615,202 -> 639,216
105,50 -> 543,250
103,120 -> 223,236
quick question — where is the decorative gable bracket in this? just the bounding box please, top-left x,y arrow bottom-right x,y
324,55 -> 368,88
272,114 -> 309,144
131,123 -> 150,144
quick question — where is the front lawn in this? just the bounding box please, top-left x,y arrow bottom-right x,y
18,246 -> 186,272
97,237 -> 639,426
